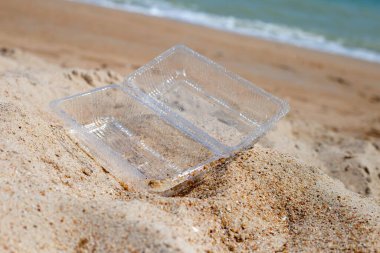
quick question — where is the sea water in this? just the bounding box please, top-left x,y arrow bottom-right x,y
77,0 -> 380,63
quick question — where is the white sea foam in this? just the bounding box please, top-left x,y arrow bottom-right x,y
76,0 -> 380,63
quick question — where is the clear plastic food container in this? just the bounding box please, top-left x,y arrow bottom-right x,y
50,45 -> 289,194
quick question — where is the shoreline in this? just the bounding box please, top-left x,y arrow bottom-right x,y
1,0 -> 380,68
77,0 -> 380,64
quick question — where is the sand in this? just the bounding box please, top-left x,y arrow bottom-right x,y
0,0 -> 380,252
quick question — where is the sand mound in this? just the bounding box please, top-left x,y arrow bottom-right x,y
261,119 -> 380,200
0,49 -> 379,252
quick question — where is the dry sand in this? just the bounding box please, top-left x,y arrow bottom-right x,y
0,0 -> 380,252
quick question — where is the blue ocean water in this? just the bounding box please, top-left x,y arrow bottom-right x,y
78,0 -> 380,63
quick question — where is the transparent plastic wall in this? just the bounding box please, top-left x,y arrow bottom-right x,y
51,45 -> 289,194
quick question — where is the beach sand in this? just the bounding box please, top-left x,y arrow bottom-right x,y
0,0 -> 380,252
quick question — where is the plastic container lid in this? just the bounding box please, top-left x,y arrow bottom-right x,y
50,45 -> 289,194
